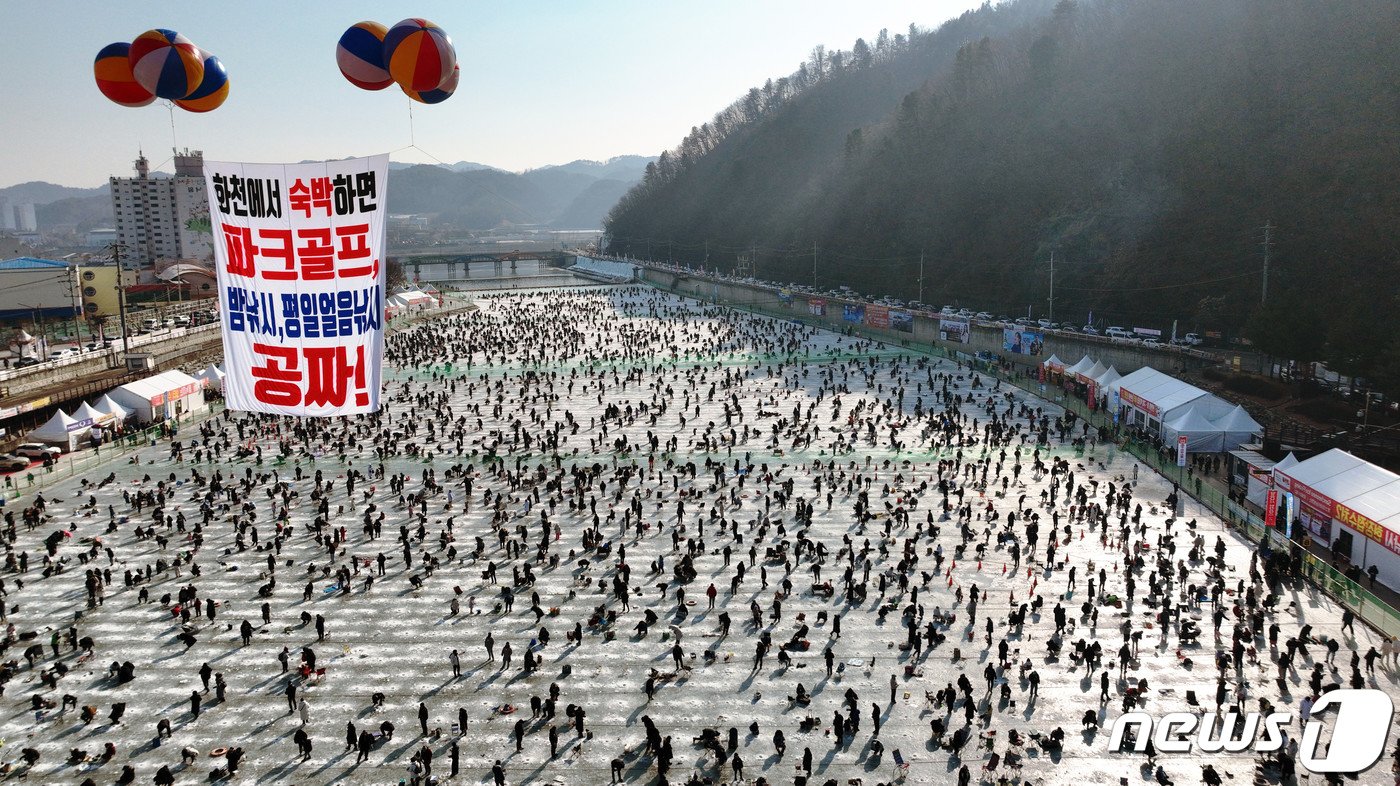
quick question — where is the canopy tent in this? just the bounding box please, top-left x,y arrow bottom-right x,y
93,394 -> 131,423
1065,356 -> 1096,377
1041,354 -> 1066,371
1094,365 -> 1121,389
388,290 -> 436,310
1212,404 -> 1263,450
1274,452 -> 1300,473
1077,360 -> 1107,382
71,401 -> 112,427
28,408 -> 85,451
196,364 -> 226,392
1162,406 -> 1226,453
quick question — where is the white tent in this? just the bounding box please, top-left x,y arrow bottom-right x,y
1274,452 -> 1299,473
388,290 -> 435,310
1274,448 -> 1400,586
93,394 -> 131,423
1065,356 -> 1096,377
71,401 -> 111,428
1113,366 -> 1234,432
196,364 -> 226,392
109,370 -> 207,423
1094,365 -> 1121,389
1078,360 -> 1107,382
28,409 -> 85,451
1041,354 -> 1066,370
1162,406 -> 1226,453
1212,404 -> 1263,450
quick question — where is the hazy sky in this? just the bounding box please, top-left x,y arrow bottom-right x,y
4,1 -> 983,187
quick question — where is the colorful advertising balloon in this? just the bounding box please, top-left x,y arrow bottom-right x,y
175,54 -> 229,113
337,21 -> 393,90
94,42 -> 156,107
129,29 -> 204,100
383,18 -> 456,93
402,63 -> 457,105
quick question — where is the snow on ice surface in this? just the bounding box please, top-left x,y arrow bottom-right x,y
0,285 -> 1393,785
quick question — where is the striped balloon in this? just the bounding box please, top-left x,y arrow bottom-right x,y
402,63 -> 457,105
383,18 -> 456,93
94,42 -> 155,107
129,29 -> 204,100
337,21 -> 393,90
175,54 -> 229,113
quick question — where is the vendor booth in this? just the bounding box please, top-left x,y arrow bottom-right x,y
27,409 -> 87,452
109,370 -> 207,424
1273,448 -> 1400,590
1112,367 -> 1234,437
1162,407 -> 1226,453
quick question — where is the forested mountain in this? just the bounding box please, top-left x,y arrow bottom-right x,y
386,160 -> 647,229
606,0 -> 1400,389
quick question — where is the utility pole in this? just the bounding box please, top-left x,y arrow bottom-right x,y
1260,222 -> 1273,305
812,243 -> 818,286
1047,251 -> 1055,325
918,250 -> 925,305
111,243 -> 131,356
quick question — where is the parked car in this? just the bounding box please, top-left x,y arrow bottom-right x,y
1141,338 -> 1163,349
1182,333 -> 1204,346
14,442 -> 60,460
173,315 -> 191,327
1105,326 -> 1133,340
974,312 -> 994,321
0,454 -> 29,472
1059,325 -> 1079,333
1036,319 -> 1053,329
1081,325 -> 1099,335
1014,317 -> 1034,326
48,348 -> 76,360
13,356 -> 41,368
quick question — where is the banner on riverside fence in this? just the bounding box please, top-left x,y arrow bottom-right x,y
206,154 -> 387,417
940,318 -> 970,343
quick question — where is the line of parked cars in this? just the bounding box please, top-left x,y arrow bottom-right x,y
8,308 -> 219,370
642,261 -> 1211,351
945,308 -> 1204,349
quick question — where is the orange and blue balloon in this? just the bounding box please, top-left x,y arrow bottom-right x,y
383,18 -> 456,93
175,54 -> 228,113
94,42 -> 155,108
338,21 -> 393,91
129,29 -> 204,100
402,63 -> 457,105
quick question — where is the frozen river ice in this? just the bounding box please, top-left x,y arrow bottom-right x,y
0,285 -> 1393,786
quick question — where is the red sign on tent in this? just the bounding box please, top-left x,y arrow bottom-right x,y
1265,489 -> 1279,527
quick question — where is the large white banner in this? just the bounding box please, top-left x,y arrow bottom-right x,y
205,154 -> 387,416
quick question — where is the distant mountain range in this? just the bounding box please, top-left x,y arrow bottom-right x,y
0,154 -> 651,234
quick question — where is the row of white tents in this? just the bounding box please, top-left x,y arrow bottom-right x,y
1044,356 -> 1263,453
26,365 -> 223,452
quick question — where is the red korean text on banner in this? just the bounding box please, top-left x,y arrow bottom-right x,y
1265,489 -> 1279,527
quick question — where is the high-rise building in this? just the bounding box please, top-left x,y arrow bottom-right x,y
109,149 -> 213,267
0,197 -> 14,231
15,203 -> 37,233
